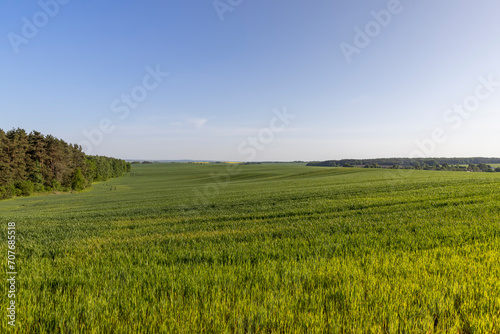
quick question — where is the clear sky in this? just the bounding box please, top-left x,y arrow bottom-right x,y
1,0 -> 500,161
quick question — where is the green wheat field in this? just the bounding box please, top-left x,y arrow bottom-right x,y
1,163 -> 500,333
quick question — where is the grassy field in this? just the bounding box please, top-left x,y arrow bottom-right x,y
1,163 -> 500,333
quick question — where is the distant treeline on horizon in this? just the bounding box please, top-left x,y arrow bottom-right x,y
307,158 -> 500,172
0,128 -> 131,199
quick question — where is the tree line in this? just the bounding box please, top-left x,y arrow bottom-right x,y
307,158 -> 500,172
0,128 -> 131,199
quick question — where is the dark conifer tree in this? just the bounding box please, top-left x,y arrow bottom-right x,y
0,128 -> 131,199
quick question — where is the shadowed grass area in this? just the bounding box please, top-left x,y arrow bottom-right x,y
1,163 -> 500,332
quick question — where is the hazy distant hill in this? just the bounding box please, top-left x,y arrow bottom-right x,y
307,157 -> 500,171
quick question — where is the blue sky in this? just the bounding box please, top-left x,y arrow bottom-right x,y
1,0 -> 500,161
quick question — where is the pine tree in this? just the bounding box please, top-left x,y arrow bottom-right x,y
0,128 -> 129,199
0,129 -> 13,187
27,131 -> 47,184
6,128 -> 29,181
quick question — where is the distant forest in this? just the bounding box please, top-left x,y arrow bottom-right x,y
0,128 -> 130,199
307,158 -> 500,172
